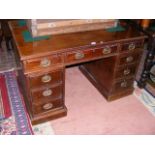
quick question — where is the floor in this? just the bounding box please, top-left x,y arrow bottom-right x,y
0,41 -> 19,73
41,67 -> 155,135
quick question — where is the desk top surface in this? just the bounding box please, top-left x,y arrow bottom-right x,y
10,21 -> 147,60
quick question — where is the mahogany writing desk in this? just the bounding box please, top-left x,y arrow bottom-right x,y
10,21 -> 146,124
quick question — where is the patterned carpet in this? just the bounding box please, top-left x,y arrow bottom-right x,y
0,74 -> 11,120
0,71 -> 33,135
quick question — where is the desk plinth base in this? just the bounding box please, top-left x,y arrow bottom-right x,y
30,106 -> 67,125
105,89 -> 134,101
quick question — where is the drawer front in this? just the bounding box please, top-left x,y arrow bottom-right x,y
115,64 -> 137,79
28,69 -> 63,88
31,85 -> 62,102
24,54 -> 63,73
65,49 -> 93,64
93,44 -> 117,57
112,78 -> 134,93
32,98 -> 63,115
118,51 -> 141,66
120,40 -> 143,52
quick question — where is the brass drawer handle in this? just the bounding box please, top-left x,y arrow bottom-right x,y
128,43 -> 136,50
102,46 -> 112,54
123,69 -> 130,75
40,58 -> 51,67
120,81 -> 127,88
41,75 -> 52,83
42,89 -> 53,97
75,52 -> 85,60
126,56 -> 133,63
43,103 -> 53,110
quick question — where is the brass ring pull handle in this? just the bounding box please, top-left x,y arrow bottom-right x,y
120,81 -> 127,88
75,52 -> 85,60
102,46 -> 111,54
40,58 -> 51,67
41,75 -> 52,83
128,43 -> 136,50
42,89 -> 53,97
123,69 -> 130,75
126,56 -> 133,63
43,103 -> 53,110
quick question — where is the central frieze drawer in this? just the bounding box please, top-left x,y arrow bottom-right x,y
65,49 -> 93,64
31,84 -> 62,102
93,44 -> 118,57
28,69 -> 63,88
24,54 -> 64,73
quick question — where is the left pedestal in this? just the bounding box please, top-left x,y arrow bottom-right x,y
17,56 -> 67,125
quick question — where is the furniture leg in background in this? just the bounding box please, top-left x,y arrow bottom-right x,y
138,38 -> 155,88
0,19 -> 13,52
0,22 -> 3,50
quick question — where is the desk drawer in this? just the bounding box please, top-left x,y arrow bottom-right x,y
120,40 -> 143,52
118,51 -> 141,66
24,54 -> 63,73
112,78 -> 134,93
115,64 -> 137,79
93,44 -> 117,57
32,98 -> 63,115
28,69 -> 63,88
31,84 -> 62,103
65,49 -> 93,64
